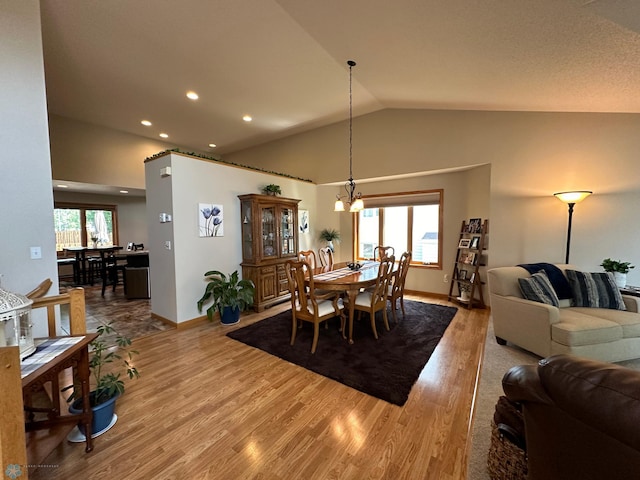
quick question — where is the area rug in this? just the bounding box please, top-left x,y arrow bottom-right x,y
227,300 -> 458,406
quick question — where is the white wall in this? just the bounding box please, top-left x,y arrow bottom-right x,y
0,0 -> 58,337
145,152 -> 317,323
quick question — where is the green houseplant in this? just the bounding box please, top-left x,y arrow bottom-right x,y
319,228 -> 340,252
261,184 -> 282,196
197,270 -> 255,325
601,258 -> 635,288
600,258 -> 635,274
66,322 -> 140,436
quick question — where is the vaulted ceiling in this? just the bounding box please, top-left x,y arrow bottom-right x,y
41,0 -> 640,158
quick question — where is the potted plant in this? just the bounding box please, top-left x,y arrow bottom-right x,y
197,270 -> 255,325
458,282 -> 472,302
601,258 -> 635,288
261,184 -> 282,196
319,228 -> 340,252
66,323 -> 140,438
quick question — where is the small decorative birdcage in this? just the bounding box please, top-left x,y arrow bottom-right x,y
0,286 -> 35,359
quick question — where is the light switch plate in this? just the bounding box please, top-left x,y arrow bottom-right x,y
30,246 -> 42,259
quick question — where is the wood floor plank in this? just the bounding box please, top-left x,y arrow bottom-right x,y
29,294 -> 489,480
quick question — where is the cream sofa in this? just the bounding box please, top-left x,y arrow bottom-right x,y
487,264 -> 640,362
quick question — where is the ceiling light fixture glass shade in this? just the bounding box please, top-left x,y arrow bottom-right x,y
335,60 -> 363,213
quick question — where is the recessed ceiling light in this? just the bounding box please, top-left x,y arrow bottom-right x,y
141,120 -> 152,126
120,190 -> 129,194
208,143 -> 217,148
57,184 -> 68,188
159,133 -> 169,138
186,91 -> 199,100
243,115 -> 252,122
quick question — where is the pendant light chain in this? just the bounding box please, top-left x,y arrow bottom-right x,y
349,60 -> 354,182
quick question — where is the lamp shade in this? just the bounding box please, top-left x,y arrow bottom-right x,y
554,191 -> 592,204
350,198 -> 364,212
334,199 -> 345,212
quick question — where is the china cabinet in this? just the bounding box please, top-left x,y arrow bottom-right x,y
238,194 -> 300,311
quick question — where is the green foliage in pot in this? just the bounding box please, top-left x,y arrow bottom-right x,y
66,323 -> 140,406
601,258 -> 635,274
319,228 -> 341,243
261,184 -> 282,196
197,270 -> 255,320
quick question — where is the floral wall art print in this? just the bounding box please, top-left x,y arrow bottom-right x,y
299,210 -> 309,234
199,203 -> 224,237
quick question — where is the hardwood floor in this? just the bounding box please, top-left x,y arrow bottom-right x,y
30,294 -> 490,480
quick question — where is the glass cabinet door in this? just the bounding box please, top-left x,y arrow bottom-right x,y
280,206 -> 296,256
241,200 -> 253,260
261,206 -> 277,258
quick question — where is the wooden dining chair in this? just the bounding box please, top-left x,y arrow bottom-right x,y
345,256 -> 395,339
25,278 -> 53,299
387,251 -> 412,322
298,250 -> 317,270
374,245 -> 395,261
284,259 -> 345,354
101,252 -> 126,296
318,247 -> 334,267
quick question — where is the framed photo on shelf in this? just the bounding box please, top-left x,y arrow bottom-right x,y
462,252 -> 476,265
467,218 -> 482,233
459,269 -> 467,280
470,236 -> 480,249
458,238 -> 471,248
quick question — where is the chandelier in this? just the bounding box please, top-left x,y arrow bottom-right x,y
334,60 -> 364,213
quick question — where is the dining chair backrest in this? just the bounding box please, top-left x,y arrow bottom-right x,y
298,250 -> 317,270
393,251 -> 412,294
388,251 -> 412,322
374,245 -> 395,262
371,255 -> 395,305
318,247 -> 334,267
285,260 -> 320,318
26,278 -> 53,299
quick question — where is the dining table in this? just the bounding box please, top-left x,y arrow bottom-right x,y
63,246 -> 123,285
309,260 -> 382,344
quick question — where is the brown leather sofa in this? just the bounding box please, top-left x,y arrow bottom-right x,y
502,354 -> 640,480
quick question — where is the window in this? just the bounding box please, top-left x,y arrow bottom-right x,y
355,190 -> 442,267
54,203 -> 118,251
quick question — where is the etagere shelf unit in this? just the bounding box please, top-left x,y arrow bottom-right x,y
448,219 -> 488,309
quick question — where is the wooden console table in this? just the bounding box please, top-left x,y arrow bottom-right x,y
21,333 -> 98,465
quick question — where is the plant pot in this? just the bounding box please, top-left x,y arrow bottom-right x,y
69,392 -> 119,438
460,291 -> 471,302
220,305 -> 241,325
327,240 -> 334,252
613,272 -> 627,288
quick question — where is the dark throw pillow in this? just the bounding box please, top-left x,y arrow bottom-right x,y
565,269 -> 626,310
518,271 -> 560,307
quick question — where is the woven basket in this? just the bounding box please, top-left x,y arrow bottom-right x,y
487,420 -> 528,480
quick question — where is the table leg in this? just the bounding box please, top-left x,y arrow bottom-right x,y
80,251 -> 88,285
346,289 -> 357,344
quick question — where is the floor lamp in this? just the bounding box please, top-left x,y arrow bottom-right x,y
554,190 -> 592,264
